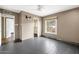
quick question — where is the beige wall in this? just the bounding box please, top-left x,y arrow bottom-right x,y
14,13 -> 19,39
19,11 -> 41,40
42,8 -> 79,43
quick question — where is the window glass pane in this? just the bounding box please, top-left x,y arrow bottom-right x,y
45,18 -> 57,34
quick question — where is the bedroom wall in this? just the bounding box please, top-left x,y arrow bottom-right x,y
42,8 -> 79,43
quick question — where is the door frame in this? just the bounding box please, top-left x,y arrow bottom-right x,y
1,14 -> 15,43
33,18 -> 41,38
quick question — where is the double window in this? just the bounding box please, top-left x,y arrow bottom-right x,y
45,17 -> 57,34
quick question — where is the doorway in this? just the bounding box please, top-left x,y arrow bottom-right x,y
1,14 -> 15,45
34,18 -> 41,38
34,19 -> 38,37
6,17 -> 15,42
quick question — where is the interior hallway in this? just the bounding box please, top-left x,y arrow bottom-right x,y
0,37 -> 79,54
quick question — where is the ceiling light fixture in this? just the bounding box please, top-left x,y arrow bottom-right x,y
37,5 -> 42,11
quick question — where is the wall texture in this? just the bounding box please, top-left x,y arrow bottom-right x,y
19,11 -> 41,40
42,8 -> 79,43
15,13 -> 19,39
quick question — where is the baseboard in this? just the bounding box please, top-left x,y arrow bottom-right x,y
41,35 -> 79,46
14,38 -> 22,43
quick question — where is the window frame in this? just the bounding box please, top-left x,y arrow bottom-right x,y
45,17 -> 57,35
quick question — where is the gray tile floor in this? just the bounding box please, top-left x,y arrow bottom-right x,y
0,37 -> 79,54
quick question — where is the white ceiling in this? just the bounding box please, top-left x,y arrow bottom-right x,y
0,5 -> 79,17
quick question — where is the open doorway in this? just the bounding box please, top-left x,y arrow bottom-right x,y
34,18 -> 41,38
6,17 -> 15,42
1,14 -> 15,45
34,19 -> 38,37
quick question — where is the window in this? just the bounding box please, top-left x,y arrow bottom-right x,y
45,17 -> 57,34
